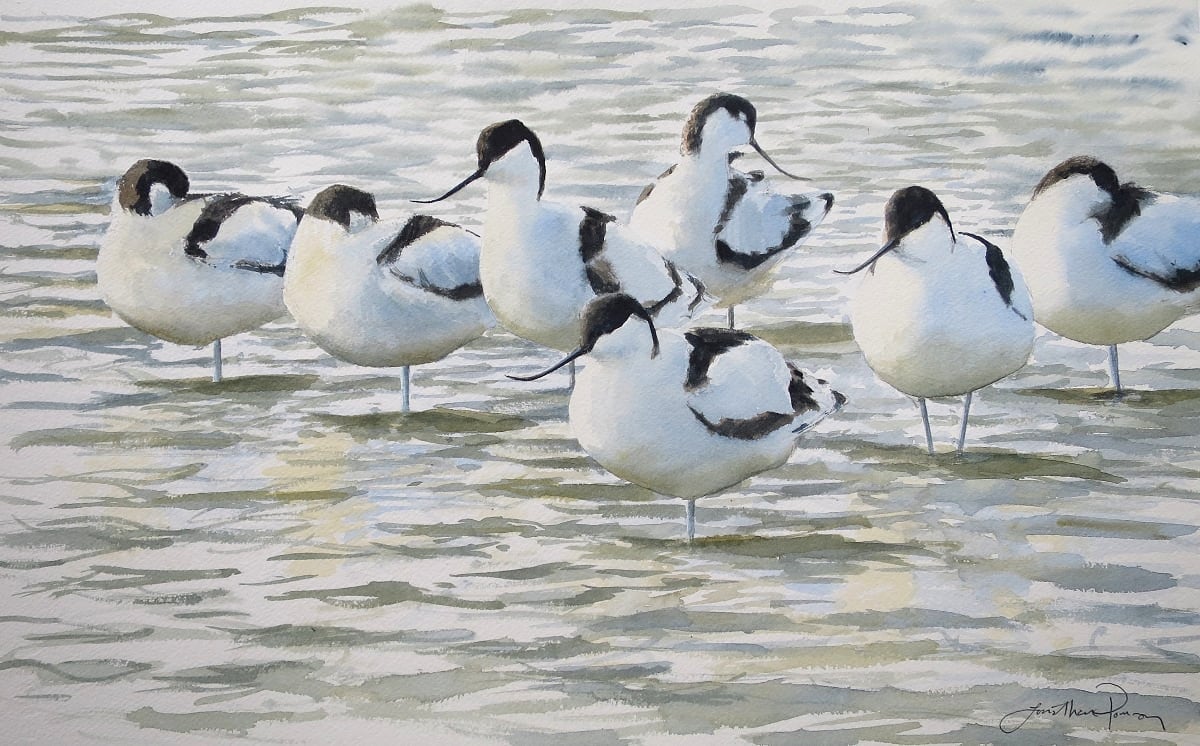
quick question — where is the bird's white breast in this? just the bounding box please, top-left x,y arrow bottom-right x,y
851,237 -> 1033,398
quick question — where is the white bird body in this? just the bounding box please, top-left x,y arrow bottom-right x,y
572,326 -> 828,499
421,120 -> 706,353
510,293 -> 844,539
1012,165 -> 1200,346
285,185 -> 493,369
630,94 -> 834,313
480,184 -> 598,352
98,160 -> 298,350
851,220 -> 1035,398
843,186 -> 1033,453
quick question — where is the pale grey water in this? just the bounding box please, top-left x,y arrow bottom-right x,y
1,2 -> 1199,744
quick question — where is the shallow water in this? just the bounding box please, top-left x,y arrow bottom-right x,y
1,2 -> 1199,743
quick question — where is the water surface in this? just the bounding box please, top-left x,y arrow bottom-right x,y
1,2 -> 1199,743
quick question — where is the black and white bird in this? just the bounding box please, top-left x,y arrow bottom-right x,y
839,186 -> 1034,455
98,159 -> 302,381
284,185 -> 494,411
509,293 -> 845,542
1011,156 -> 1200,392
415,120 -> 708,363
629,93 -> 834,328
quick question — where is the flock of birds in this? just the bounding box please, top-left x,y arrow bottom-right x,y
96,93 -> 1200,541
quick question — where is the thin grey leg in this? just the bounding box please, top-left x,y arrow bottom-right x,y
212,339 -> 223,383
400,365 -> 411,413
1107,345 -> 1122,393
568,359 -> 576,389
727,306 -> 736,329
918,398 -> 934,456
956,390 -> 973,456
685,499 -> 696,544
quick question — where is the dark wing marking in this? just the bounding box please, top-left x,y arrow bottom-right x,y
231,259 -> 286,277
388,268 -> 483,300
960,232 -> 1028,320
184,193 -> 302,259
984,243 -> 1030,319
584,261 -> 621,295
377,215 -> 453,266
644,259 -> 683,316
579,206 -> 622,295
1113,254 -> 1200,293
683,327 -> 756,390
380,216 -> 484,300
635,164 -> 676,206
579,206 -> 615,263
714,176 -> 812,270
1094,184 -> 1156,244
984,242 -> 1016,307
786,363 -> 820,414
688,406 -> 792,440
576,205 -> 704,314
714,174 -> 750,238
690,363 -> 837,440
685,273 -> 707,313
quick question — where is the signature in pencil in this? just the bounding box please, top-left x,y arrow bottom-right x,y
1000,682 -> 1167,733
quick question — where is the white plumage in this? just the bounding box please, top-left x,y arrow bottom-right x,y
284,184 -> 494,410
416,119 -> 707,354
630,93 -> 834,326
97,159 -> 301,381
509,293 -> 845,541
843,186 -> 1034,454
1011,156 -> 1200,391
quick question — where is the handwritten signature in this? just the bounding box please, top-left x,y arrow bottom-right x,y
1001,682 -> 1166,733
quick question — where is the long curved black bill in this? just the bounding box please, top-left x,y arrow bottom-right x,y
750,139 -> 810,181
833,238 -> 900,275
411,168 -> 484,204
507,347 -> 587,382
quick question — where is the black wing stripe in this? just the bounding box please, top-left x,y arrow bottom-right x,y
689,406 -> 792,441
960,231 -> 1029,320
1113,255 -> 1200,293
714,175 -> 749,239
683,327 -> 756,390
389,267 -> 484,300
714,176 -> 811,270
579,206 -> 616,264
644,260 -> 683,317
377,216 -> 483,299
787,363 -> 820,414
579,206 -> 626,296
585,260 -> 621,295
685,274 -> 707,312
377,215 -> 454,267
1096,185 -> 1155,244
231,259 -> 286,277
984,243 -> 1016,307
184,193 -> 303,258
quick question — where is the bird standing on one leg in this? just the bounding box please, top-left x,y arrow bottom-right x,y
284,184 -> 493,412
98,159 -> 301,382
508,293 -> 845,542
1011,155 -> 1200,393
